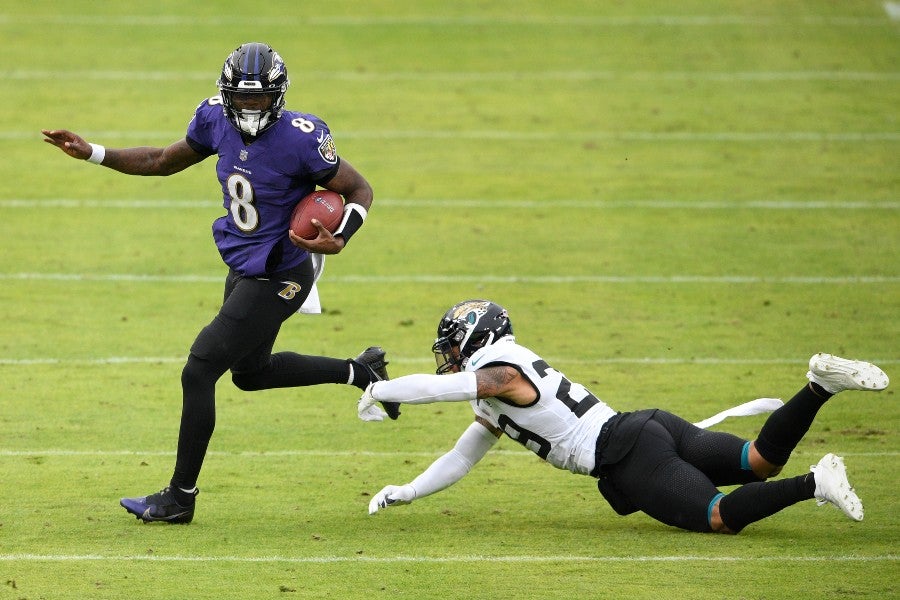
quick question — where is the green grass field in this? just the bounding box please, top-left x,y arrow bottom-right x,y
2,1 -> 898,598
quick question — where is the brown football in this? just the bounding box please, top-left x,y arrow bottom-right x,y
290,190 -> 344,240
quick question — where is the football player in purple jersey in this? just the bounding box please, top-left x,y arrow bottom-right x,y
43,42 -> 399,524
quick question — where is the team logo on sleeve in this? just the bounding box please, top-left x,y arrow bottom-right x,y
317,133 -> 337,164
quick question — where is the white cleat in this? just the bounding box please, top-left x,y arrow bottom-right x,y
807,353 -> 889,394
810,453 -> 863,522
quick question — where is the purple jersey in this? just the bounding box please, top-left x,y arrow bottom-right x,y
186,96 -> 340,276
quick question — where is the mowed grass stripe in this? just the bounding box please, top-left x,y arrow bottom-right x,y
1,553 -> 897,564
3,357 -> 899,366
1,14 -> 893,26
8,69 -> 900,82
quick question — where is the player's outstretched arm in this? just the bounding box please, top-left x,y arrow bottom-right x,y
358,372 -> 478,421
358,366 -> 535,423
368,419 -> 499,515
42,130 -> 205,176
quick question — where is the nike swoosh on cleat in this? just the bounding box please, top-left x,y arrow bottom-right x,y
141,508 -> 190,522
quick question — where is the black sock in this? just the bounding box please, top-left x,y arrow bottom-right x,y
719,474 -> 816,532
754,384 -> 829,465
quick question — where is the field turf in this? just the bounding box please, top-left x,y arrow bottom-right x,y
1,1 -> 897,598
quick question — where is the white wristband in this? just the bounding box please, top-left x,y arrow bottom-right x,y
87,143 -> 106,165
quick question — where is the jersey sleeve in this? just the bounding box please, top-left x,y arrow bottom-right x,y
466,340 -> 521,429
287,112 -> 341,180
465,340 -> 526,373
185,98 -> 218,155
464,344 -> 499,372
470,399 -> 501,429
310,160 -> 340,184
465,339 -> 542,402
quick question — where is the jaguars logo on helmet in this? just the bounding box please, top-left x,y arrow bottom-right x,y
432,300 -> 513,374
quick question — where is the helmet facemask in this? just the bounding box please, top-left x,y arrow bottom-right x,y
432,329 -> 466,375
221,87 -> 281,136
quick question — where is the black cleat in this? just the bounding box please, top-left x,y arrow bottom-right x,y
120,486 -> 198,524
355,346 -> 401,420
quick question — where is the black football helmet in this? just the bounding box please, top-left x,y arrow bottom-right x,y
216,42 -> 289,136
432,300 -> 514,374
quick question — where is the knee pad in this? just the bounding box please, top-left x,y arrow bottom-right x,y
181,353 -> 226,390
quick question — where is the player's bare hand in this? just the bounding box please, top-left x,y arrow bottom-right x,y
287,220 -> 346,255
41,129 -> 91,160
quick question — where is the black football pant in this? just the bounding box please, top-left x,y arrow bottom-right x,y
607,383 -> 826,532
171,257 -> 355,490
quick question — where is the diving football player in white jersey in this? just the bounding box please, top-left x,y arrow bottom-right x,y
359,300 -> 889,533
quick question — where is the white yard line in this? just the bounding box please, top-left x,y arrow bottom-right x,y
0,273 -> 897,284
2,356 -> 899,367
2,199 -> 898,209
12,130 -> 900,142
0,14 -> 892,26
885,2 -> 900,20
0,449 -> 896,458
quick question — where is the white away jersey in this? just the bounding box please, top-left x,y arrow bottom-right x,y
466,338 -> 616,475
